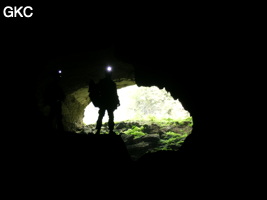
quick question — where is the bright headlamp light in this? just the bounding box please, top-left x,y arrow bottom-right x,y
107,66 -> 112,72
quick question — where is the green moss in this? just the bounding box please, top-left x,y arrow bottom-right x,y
165,131 -> 179,136
123,126 -> 146,139
115,116 -> 193,127
178,117 -> 193,126
153,117 -> 193,126
160,131 -> 188,149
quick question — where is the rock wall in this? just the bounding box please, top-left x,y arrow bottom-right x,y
62,87 -> 90,131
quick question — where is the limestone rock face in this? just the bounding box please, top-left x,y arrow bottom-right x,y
62,88 -> 90,131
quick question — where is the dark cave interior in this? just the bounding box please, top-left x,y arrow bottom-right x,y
2,9 -> 251,189
1,3 -> 262,196
28,47 -> 219,169
4,38 -> 228,176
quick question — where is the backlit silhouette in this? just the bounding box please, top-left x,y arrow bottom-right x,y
89,67 -> 120,135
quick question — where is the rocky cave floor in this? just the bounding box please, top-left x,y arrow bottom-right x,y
77,119 -> 193,160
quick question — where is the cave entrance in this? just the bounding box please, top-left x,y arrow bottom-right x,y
82,84 -> 193,160
83,85 -> 190,125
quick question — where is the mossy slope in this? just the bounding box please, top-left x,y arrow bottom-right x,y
82,117 -> 193,160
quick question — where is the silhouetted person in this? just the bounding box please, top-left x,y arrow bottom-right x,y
43,69 -> 65,133
90,67 -> 120,135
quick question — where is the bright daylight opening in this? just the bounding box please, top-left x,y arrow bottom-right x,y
83,85 -> 190,125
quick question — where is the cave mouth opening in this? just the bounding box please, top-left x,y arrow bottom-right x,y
82,84 -> 193,160
83,84 -> 191,125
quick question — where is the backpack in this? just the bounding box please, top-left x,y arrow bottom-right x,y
89,80 -> 101,107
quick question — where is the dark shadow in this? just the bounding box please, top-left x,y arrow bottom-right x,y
42,69 -> 65,134
36,131 -> 133,169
